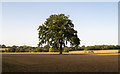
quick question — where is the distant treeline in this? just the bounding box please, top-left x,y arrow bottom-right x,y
0,44 -> 120,52
76,45 -> 120,50
0,44 -> 7,48
0,45 -> 69,52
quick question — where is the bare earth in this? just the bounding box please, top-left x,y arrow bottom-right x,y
2,50 -> 119,72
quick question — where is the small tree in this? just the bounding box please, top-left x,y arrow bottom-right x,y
38,14 -> 80,54
1,44 -> 6,48
35,47 -> 43,52
63,47 -> 69,52
44,45 -> 50,50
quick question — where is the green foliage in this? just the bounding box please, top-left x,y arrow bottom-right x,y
63,47 -> 69,52
116,45 -> 120,49
118,50 -> 120,53
33,47 -> 49,52
7,48 -> 15,52
2,50 -> 5,52
49,47 -> 59,52
77,45 -> 85,50
6,45 -> 35,52
34,47 -> 43,52
78,45 -> 120,51
7,45 -> 16,52
2,44 -> 120,52
0,50 -> 5,52
0,44 -> 6,48
42,48 -> 49,52
38,14 -> 80,54
49,47 -> 53,52
44,45 -> 50,51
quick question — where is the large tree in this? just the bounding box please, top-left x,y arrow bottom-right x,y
38,14 -> 80,54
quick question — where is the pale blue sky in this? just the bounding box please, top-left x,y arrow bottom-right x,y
1,2 -> 118,47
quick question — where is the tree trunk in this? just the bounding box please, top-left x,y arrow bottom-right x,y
59,43 -> 62,54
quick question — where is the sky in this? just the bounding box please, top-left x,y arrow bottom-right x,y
1,2 -> 118,47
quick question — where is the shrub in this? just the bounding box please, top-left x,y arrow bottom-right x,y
53,48 -> 59,52
1,44 -> 6,48
25,49 -> 30,52
118,50 -> 120,53
69,47 -> 75,51
7,47 -> 16,52
42,49 -> 49,52
49,47 -> 53,52
49,47 -> 59,52
44,45 -> 50,50
35,47 -> 43,52
15,48 -> 20,52
2,50 -> 5,52
0,50 -> 5,52
63,47 -> 69,52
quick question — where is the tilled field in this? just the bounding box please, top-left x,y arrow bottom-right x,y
2,54 -> 119,72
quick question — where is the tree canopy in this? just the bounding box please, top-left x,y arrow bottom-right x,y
37,14 -> 80,54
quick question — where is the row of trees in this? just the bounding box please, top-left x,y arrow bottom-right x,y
77,45 -> 120,50
1,44 -> 120,52
2,45 -> 69,52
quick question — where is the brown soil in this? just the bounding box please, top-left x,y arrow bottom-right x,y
2,54 -> 118,72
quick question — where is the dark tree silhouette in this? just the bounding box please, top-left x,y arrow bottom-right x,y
38,14 -> 80,54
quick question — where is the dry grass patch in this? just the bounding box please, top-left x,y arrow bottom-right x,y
69,50 -> 118,54
0,48 -> 8,51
